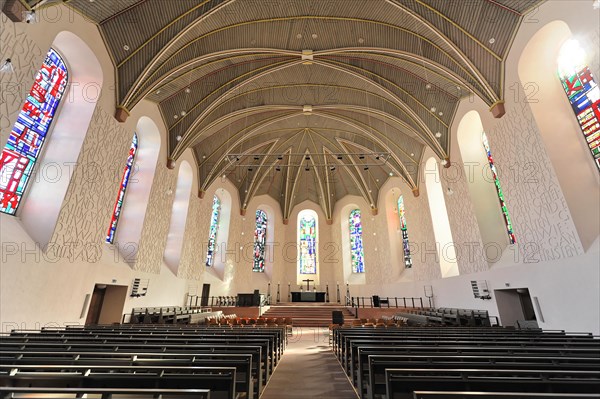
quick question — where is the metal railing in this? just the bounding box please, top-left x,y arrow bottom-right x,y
349,296 -> 425,309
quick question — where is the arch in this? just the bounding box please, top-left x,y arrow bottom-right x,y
457,111 -> 513,260
425,157 -> 459,278
5,31 -> 103,249
164,160 -> 193,275
518,20 -> 600,250
109,116 -> 162,263
297,209 -> 319,278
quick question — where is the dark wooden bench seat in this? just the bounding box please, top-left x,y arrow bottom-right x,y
365,355 -> 600,399
0,341 -> 267,390
412,392 -> 600,399
0,387 -> 212,399
0,351 -> 255,399
0,364 -> 237,399
385,368 -> 600,399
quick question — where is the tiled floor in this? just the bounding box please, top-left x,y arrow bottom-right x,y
261,327 -> 359,399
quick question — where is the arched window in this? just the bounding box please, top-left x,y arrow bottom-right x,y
425,157 -> 459,278
557,39 -> 600,171
298,210 -> 318,274
106,133 -> 138,244
349,209 -> 365,273
205,195 -> 221,267
482,132 -> 516,244
0,48 -> 68,215
397,195 -> 413,268
164,161 -> 193,274
253,209 -> 268,272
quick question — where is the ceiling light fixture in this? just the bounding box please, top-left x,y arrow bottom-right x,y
0,59 -> 14,74
435,132 -> 442,138
24,10 -> 37,23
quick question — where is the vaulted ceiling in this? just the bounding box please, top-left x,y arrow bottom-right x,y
24,0 -> 544,221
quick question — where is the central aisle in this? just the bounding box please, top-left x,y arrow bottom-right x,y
260,328 -> 359,399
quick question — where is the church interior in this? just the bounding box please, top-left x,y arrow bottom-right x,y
1,0 -> 599,398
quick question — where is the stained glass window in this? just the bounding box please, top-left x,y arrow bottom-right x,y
106,133 -> 138,244
397,196 -> 413,268
299,214 -> 317,274
349,209 -> 365,273
206,195 -> 221,266
253,210 -> 267,272
558,40 -> 600,171
0,48 -> 68,215
483,132 -> 516,244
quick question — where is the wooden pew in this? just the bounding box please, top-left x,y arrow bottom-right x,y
0,387 -> 211,399
0,341 -> 266,393
365,354 -> 600,399
0,365 -> 237,399
412,392 -> 600,399
1,351 -> 254,399
385,368 -> 600,399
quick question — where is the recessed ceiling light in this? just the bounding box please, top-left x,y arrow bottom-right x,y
376,179 -> 380,182
185,87 -> 191,94
489,38 -> 496,44
296,34 -> 302,39
176,135 -> 182,142
430,107 -> 436,112
410,153 -> 415,157
123,45 -> 130,51
180,111 -> 186,116
389,172 -> 393,176
311,33 -> 318,39
173,115 -> 178,119
439,112 -> 443,116
435,132 -> 442,138
202,155 -> 206,159
156,89 -> 161,95
425,83 -> 432,90
250,39 -> 256,45
358,38 -> 364,44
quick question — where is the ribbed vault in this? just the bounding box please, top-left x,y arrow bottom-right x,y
23,0 -> 544,217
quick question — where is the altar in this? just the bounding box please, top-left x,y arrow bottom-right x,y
291,291 -> 326,302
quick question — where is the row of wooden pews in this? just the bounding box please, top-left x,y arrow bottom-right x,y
129,306 -> 222,324
331,325 -> 600,399
1,323 -> 287,399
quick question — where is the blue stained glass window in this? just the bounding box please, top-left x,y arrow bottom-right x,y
206,195 -> 221,266
482,132 -> 516,244
397,195 -> 413,268
299,215 -> 317,274
558,43 -> 600,171
106,133 -> 138,244
0,48 -> 68,215
253,210 -> 267,272
349,209 -> 365,273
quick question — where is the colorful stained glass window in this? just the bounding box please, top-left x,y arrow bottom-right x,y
483,132 -> 516,244
299,214 -> 317,274
206,195 -> 221,266
0,48 -> 68,215
349,209 -> 365,273
106,133 -> 138,244
253,209 -> 267,272
558,41 -> 600,171
397,196 -> 413,268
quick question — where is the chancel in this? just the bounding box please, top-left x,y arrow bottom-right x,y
0,1 -> 599,398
